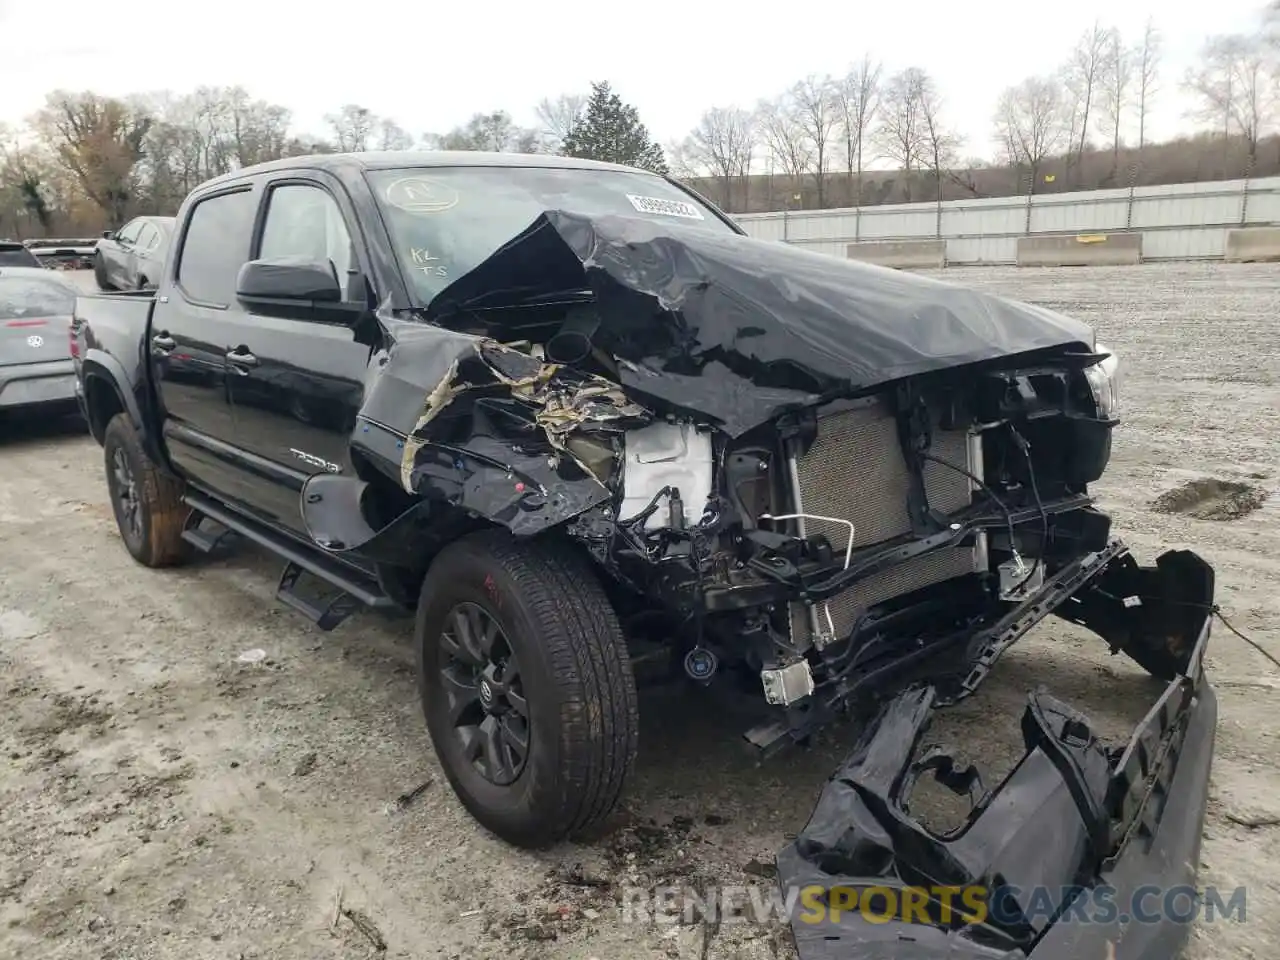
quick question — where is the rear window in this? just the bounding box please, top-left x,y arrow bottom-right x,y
0,244 -> 42,268
175,189 -> 257,306
0,274 -> 75,320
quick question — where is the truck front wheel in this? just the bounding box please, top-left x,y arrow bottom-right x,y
415,531 -> 639,848
102,413 -> 190,567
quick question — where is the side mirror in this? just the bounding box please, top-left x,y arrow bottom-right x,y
236,258 -> 364,322
237,258 -> 341,302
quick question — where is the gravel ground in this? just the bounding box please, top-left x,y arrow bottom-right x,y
1,263 -> 1278,960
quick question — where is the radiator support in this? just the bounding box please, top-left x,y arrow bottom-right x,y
786,400 -> 987,650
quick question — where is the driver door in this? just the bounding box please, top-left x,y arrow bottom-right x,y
222,175 -> 374,533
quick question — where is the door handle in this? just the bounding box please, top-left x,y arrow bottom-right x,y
151,333 -> 175,352
226,348 -> 258,368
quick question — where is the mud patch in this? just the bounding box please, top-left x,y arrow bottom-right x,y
17,692 -> 112,744
1150,478 -> 1268,521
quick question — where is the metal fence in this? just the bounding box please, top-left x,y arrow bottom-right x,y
731,176 -> 1280,264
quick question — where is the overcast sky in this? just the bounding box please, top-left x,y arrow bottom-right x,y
0,0 -> 1268,157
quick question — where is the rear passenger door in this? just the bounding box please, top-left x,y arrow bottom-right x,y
150,186 -> 257,503
222,175 -> 373,533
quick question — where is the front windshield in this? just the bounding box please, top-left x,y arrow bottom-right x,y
366,166 -> 735,306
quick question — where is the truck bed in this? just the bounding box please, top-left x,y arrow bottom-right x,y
72,290 -> 158,435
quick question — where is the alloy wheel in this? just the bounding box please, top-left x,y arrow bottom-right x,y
438,602 -> 530,786
110,447 -> 142,543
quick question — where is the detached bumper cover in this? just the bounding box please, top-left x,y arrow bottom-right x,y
777,547 -> 1217,960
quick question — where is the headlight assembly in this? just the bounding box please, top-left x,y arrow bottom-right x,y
1084,341 -> 1121,419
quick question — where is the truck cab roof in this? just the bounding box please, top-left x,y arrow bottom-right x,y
199,150 -> 648,192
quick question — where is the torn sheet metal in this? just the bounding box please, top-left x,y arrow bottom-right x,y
426,211 -> 1097,437
350,318 -> 649,538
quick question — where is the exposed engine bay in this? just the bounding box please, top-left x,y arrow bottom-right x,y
556,334 -> 1123,752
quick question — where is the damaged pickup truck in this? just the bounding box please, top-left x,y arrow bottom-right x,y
73,152 -> 1216,951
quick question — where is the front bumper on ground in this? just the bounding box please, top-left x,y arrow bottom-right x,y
776,546 -> 1217,960
0,359 -> 78,410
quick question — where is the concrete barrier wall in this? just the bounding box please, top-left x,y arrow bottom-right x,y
1225,228 -> 1280,262
1015,232 -> 1143,267
846,240 -> 946,269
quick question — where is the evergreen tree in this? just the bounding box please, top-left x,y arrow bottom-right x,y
560,82 -> 668,174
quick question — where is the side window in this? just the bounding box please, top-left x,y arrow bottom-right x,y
117,220 -> 143,244
175,189 -> 257,307
258,184 -> 355,294
136,224 -> 158,250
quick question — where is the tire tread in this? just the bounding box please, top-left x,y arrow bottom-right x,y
422,529 -> 639,844
104,413 -> 189,567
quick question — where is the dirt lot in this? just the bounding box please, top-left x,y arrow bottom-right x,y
1,262 -> 1278,960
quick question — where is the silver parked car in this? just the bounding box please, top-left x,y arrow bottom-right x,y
93,215 -> 175,291
0,266 -> 80,417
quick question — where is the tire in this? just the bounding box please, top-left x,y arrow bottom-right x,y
93,254 -> 114,291
102,413 -> 190,567
416,530 -> 639,848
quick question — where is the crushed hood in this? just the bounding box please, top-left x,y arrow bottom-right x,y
426,211 -> 1096,436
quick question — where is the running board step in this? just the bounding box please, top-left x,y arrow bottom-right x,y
181,513 -> 238,554
276,561 -> 363,632
182,490 -> 396,631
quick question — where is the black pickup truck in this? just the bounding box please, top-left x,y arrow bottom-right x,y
73,151 -> 1217,959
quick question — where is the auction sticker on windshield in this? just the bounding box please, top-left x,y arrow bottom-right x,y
384,177 -> 459,214
626,194 -> 704,220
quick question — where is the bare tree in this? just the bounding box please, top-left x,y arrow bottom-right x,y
754,96 -> 812,199
131,86 -> 297,210
159,87 -> 236,181
426,111 -> 539,153
1136,18 -> 1162,149
1185,33 -> 1275,164
790,75 -> 839,206
879,68 -> 931,200
377,118 -> 414,150
1266,1 -> 1280,46
1063,23 -> 1116,166
535,94 -> 585,152
33,91 -> 152,224
835,55 -> 881,206
325,104 -> 376,152
918,75 -> 960,214
685,107 -> 754,210
1098,29 -> 1134,163
993,76 -> 1069,192
222,87 -> 291,168
0,126 -> 54,235
663,138 -> 702,181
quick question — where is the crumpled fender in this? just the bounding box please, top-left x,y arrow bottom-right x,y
341,316 -> 648,543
